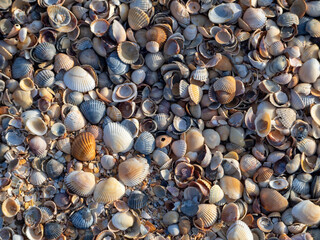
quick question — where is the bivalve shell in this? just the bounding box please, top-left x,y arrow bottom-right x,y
65,171 -> 96,197
118,157 -> 149,187
117,41 -> 140,64
292,200 -> 320,226
243,8 -> 266,30
34,70 -> 55,88
128,190 -> 148,209
70,208 -> 93,229
93,177 -> 125,203
2,198 -> 20,218
44,222 -> 63,240
195,204 -> 218,228
80,100 -> 106,124
220,176 -> 244,201
112,211 -> 135,231
29,170 -> 47,186
64,107 -> 86,132
260,188 -> 288,212
71,132 -> 96,162
63,66 -> 96,92
46,159 -> 64,179
227,220 -> 254,240
134,131 -> 155,155
128,7 -> 150,30
298,58 -> 320,83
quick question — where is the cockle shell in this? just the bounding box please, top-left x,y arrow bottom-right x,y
24,206 -> 42,228
195,204 -> 218,228
112,82 -> 137,102
63,66 -> 96,92
134,131 -> 155,155
186,128 -> 205,152
70,207 -> 93,229
117,41 -> 140,64
64,107 -> 86,132
240,154 -> 262,178
112,211 -> 135,231
128,7 -> 150,31
227,221 -> 254,240
44,222 -> 63,240
292,200 -> 320,226
128,190 -> 148,209
220,176 -> 244,201
298,58 -> 320,83
25,117 -> 47,136
170,0 -> 190,25
34,70 -> 55,88
54,53 -> 75,73
2,197 -> 20,217
90,19 -> 109,37
12,89 -> 33,109
275,108 -> 296,129
118,157 -> 149,187
103,122 -> 134,153
12,57 -> 33,79
209,185 -> 225,204
296,137 -> 317,157
80,100 -> 106,124
242,8 -> 266,30
93,177 -> 125,203
46,159 -> 64,179
213,76 -> 236,104
65,171 -> 96,197
172,140 -> 187,158
29,136 -> 47,157
71,132 -> 96,162
145,52 -> 165,71
260,188 -> 288,212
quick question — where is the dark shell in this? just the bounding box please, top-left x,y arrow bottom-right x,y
39,206 -> 53,223
181,200 -> 199,217
128,190 -> 148,209
134,131 -> 156,155
80,100 -> 106,124
0,54 -> 8,70
32,42 -> 57,62
79,49 -> 100,70
70,208 -> 93,229
12,57 -> 33,79
35,69 -> 55,87
106,51 -> 129,75
46,159 -> 64,179
44,222 -> 63,240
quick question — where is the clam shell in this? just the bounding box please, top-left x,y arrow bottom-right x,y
80,100 -> 106,124
189,84 -> 203,105
128,7 -> 150,31
243,8 -> 266,30
117,41 -> 140,64
146,27 -> 167,46
128,190 -> 148,209
63,66 -> 96,92
134,131 -> 155,155
292,200 -> 320,226
93,177 -> 125,203
2,197 -> 20,217
254,112 -> 271,137
196,204 -> 218,228
203,129 -> 221,149
118,157 -> 149,187
277,12 -> 299,27
103,122 -> 134,153
172,140 -> 187,158
29,136 -> 47,157
112,211 -> 135,231
50,122 -> 66,137
310,104 -> 320,126
44,222 -> 63,240
12,57 -> 33,79
26,117 -> 47,136
186,128 -> 204,152
109,20 -> 126,44
253,167 -> 273,183
70,208 -> 93,229
29,170 -> 47,186
57,138 -> 71,154
79,49 -> 100,70
227,221 -> 254,240
306,1 -> 320,17
64,107 -> 86,132
90,19 -> 109,37
112,82 -> 137,102
145,52 -> 165,71
298,58 -> 320,83
213,76 -> 236,104
240,154 -> 262,178
275,108 -> 296,129
296,137 -> 317,157
220,176 -> 244,201
34,70 -> 55,88
54,53 -> 74,73
209,185 -> 225,204
208,4 -> 236,24
12,89 -> 33,109
260,188 -> 288,212
269,178 -> 289,190
106,51 -> 129,75
46,159 -> 64,179
24,206 -> 42,228
31,42 -> 56,63
65,171 -> 96,197
71,132 -> 96,162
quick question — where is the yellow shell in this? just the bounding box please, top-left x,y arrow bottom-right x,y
118,157 -> 149,187
128,7 -> 150,31
71,132 -> 96,162
65,171 -> 96,197
93,177 -> 125,203
188,84 -> 203,105
2,197 -> 20,217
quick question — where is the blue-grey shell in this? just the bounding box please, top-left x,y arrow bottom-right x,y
39,206 -> 53,223
33,42 -> 56,62
44,222 -> 63,240
298,16 -> 311,35
181,200 -> 199,217
67,91 -> 84,106
0,54 -> 8,70
70,208 -> 93,229
79,49 -> 100,70
134,131 -> 155,155
46,159 -> 64,179
80,100 -> 106,124
106,51 -> 129,75
12,57 -> 33,79
128,191 -> 148,209
35,69 -> 55,87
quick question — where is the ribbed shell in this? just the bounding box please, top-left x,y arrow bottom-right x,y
64,108 -> 86,132
196,204 -> 218,228
277,12 -> 299,27
146,27 -> 167,46
306,1 -> 320,17
128,190 -> 148,209
243,8 -> 266,30
171,140 -> 187,158
44,222 -> 63,240
213,76 -> 236,93
134,131 -> 155,155
29,136 -> 47,157
292,200 -> 320,226
63,66 -> 96,92
32,42 -> 56,62
106,51 -> 129,75
260,188 -> 288,212
80,100 -> 106,124
93,177 -> 125,203
192,67 -> 209,82
130,0 -> 152,12
29,170 -> 47,186
65,171 -> 96,197
128,7 -> 150,31
209,185 -> 225,204
54,53 -> 74,73
240,154 -> 262,178
67,91 -> 84,106
46,159 -> 64,179
71,132 -> 96,162
145,52 -> 165,71
117,41 -> 140,64
24,206 -> 42,228
296,137 -> 317,157
189,84 -> 203,105
227,220 -> 254,240
103,122 -> 134,153
12,57 -> 33,79
292,178 -> 310,195
220,176 -> 244,200
253,167 -> 274,183
118,157 -> 150,187
70,208 -> 93,229
276,108 -> 296,129
35,69 -> 55,87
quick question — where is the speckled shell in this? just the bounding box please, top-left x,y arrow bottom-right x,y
63,66 -> 96,92
196,204 -> 218,228
80,100 -> 106,124
260,188 -> 288,212
35,69 -> 55,87
64,108 -> 87,132
93,177 -> 125,203
44,222 -> 63,240
128,190 -> 148,209
134,131 -> 155,155
128,7 -> 150,31
46,159 -> 64,179
12,57 -> 33,79
118,157 -> 149,187
65,171 -> 96,197
71,132 -> 96,162
227,220 -> 254,240
103,122 -> 134,153
70,208 -> 93,229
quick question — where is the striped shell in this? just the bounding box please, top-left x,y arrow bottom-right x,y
35,69 -> 55,87
80,100 -> 106,124
196,204 -> 218,228
128,190 -> 148,209
29,136 -> 47,157
118,157 -> 149,187
243,8 -> 266,30
70,207 -> 93,229
12,57 -> 33,79
103,122 -> 134,153
106,51 -> 129,75
128,7 -> 150,31
209,185 -> 225,204
189,84 -> 203,105
172,140 -> 187,158
29,170 -> 47,186
134,131 -> 155,155
64,107 -> 86,132
65,171 -> 96,197
44,222 -> 63,240
260,188 -> 288,212
71,132 -> 96,162
93,177 -> 125,203
240,154 -> 262,178
220,176 -> 244,201
276,108 -> 296,129
54,53 -> 74,73
31,42 -> 56,62
227,221 -> 254,240
63,66 -> 96,92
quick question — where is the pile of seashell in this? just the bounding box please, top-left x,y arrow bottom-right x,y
2,0 -> 320,239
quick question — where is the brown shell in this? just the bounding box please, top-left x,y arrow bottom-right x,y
128,7 -> 150,31
146,27 -> 167,46
71,132 -> 96,161
260,188 -> 288,212
253,167 -> 274,183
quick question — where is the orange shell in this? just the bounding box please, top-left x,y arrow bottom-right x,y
146,27 -> 167,46
71,132 -> 96,161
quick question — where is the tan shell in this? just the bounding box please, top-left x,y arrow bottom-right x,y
242,8 -> 266,30
71,132 -> 96,162
93,177 -> 125,203
227,220 -> 254,240
90,19 -> 110,37
275,108 -> 296,129
128,7 -> 150,31
213,76 -> 236,104
188,84 -> 203,105
260,188 -> 288,212
220,176 -> 244,201
185,128 -> 204,152
310,104 -> 320,126
170,0 -> 190,25
292,200 -> 320,226
65,171 -> 96,197
240,154 -> 262,178
196,204 -> 218,228
253,167 -> 274,183
118,157 -> 149,187
255,112 -> 271,137
209,185 -> 225,204
2,197 -> 20,217
54,53 -> 74,73
112,211 -> 135,231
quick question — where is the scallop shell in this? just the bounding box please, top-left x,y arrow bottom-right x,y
118,157 -> 149,187
12,57 -> 33,79
117,41 -> 140,64
29,170 -> 47,186
227,220 -> 254,240
112,82 -> 137,102
71,132 -> 96,162
93,177 -> 125,203
2,197 -> 20,217
240,154 -> 262,178
243,8 -> 266,30
65,171 -> 96,197
29,136 -> 47,157
63,66 -> 96,93
292,200 -> 320,226
34,70 -> 55,88
80,100 -> 106,124
70,208 -> 93,229
54,53 -> 74,73
260,188 -> 288,212
220,176 -> 244,201
103,122 -> 134,154
64,107 -> 86,132
134,132 -> 155,155
128,190 -> 148,209
112,211 -> 135,231
196,204 -> 218,228
128,7 -> 150,31
255,112 -> 271,137
44,222 -> 63,240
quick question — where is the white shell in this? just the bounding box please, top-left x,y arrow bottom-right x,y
63,66 -> 96,92
25,117 -> 47,136
227,220 -> 254,240
203,129 -> 221,149
64,107 -> 86,132
171,140 -> 187,158
298,58 -> 320,83
29,170 -> 47,186
112,211 -> 135,231
292,200 -> 320,226
101,155 -> 116,170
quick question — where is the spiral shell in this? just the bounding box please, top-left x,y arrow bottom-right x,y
118,157 -> 149,187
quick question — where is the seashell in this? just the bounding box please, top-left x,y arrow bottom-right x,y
70,208 -> 93,229
269,41 -> 285,56
220,176 -> 244,201
31,42 -> 56,63
213,76 -> 236,104
0,177 -> 11,191
221,202 -> 240,224
306,1 -> 320,17
80,100 -> 106,124
29,136 -> 47,157
50,122 -> 66,137
296,137 -> 317,157
35,70 -> 55,88
172,140 -> 187,158
57,138 -> 71,154
79,49 -> 100,70
25,117 -> 47,136
163,211 -> 179,226
106,51 -> 129,75
269,178 -> 289,190
47,5 -> 77,32
44,222 -> 63,240
64,107 -> 86,132
202,129 -> 220,149
189,84 -> 203,105
118,157 -> 149,187
29,170 -> 47,186
12,57 -> 33,79
2,197 -> 20,217
128,190 -> 148,209
306,19 -> 320,38
128,7 -> 150,31
240,154 -> 261,178
170,0 -> 190,25
310,104 -> 320,126
141,98 -> 157,117
186,128 -> 205,152
24,206 -> 42,228
46,159 -> 64,179
277,12 -> 299,27
227,220 -> 254,240
275,108 -> 296,129
117,41 -> 140,64
209,184 -> 225,204
292,174 -> 311,195
208,4 -> 240,24
254,112 -> 271,138
145,52 -> 165,71
19,78 -> 34,92
65,171 -> 96,197
152,149 -> 171,167
71,132 -> 96,162
242,8 -> 266,30
90,19 -> 109,37
63,66 -> 96,93
195,204 -> 218,229
131,69 -> 146,84
103,122 -> 134,153
292,200 -> 320,226
54,53 -> 74,73
112,82 -> 137,102
101,155 -> 116,170
109,20 -> 126,44
112,211 -> 135,231
183,24 -> 197,41
12,89 -> 33,109
298,58 -> 320,83
93,177 -> 125,203
130,0 -> 152,11
253,167 -> 273,183
260,188 -> 288,212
